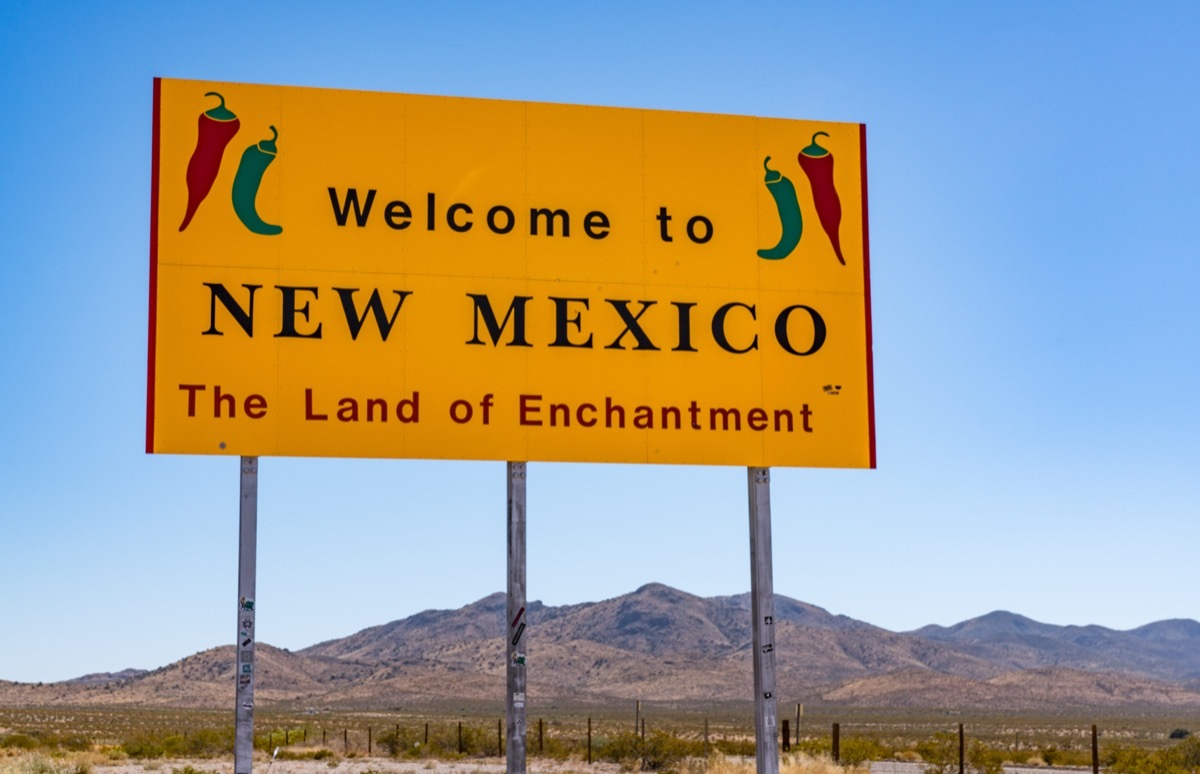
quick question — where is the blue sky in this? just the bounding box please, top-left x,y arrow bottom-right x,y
1,2 -> 1198,684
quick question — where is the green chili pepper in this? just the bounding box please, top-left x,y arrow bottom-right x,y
756,156 -> 802,260
231,125 -> 283,236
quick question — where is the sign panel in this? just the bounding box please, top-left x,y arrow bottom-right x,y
148,78 -> 875,467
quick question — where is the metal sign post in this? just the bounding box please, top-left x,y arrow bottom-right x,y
234,457 -> 258,774
506,462 -> 528,774
748,467 -> 779,774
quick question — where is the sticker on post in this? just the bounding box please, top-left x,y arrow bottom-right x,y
238,674 -> 251,691
510,652 -> 526,666
513,692 -> 525,702
240,597 -> 255,611
242,664 -> 252,674
242,700 -> 253,711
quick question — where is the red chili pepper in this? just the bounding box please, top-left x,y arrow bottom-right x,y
179,92 -> 240,231
796,131 -> 846,266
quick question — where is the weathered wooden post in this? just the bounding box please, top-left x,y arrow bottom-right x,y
958,723 -> 964,774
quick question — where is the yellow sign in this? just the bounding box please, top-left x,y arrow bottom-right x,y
148,78 -> 875,468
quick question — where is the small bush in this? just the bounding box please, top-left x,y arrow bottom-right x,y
2,735 -> 40,751
121,737 -> 166,759
714,737 -> 757,757
839,737 -> 889,766
596,730 -> 704,772
916,732 -> 958,774
791,738 -> 830,758
1169,728 -> 1191,740
912,733 -> 1005,774
1107,738 -> 1200,774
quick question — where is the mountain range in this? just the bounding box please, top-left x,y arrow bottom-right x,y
3,583 -> 1200,711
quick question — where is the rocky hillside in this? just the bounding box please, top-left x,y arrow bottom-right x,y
3,583 -> 1199,711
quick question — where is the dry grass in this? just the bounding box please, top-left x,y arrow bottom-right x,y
0,751 -> 102,774
685,754 -> 867,774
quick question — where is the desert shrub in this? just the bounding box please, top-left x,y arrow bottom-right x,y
966,741 -> 1004,774
376,727 -> 426,758
913,732 -> 1004,774
120,737 -> 166,759
52,737 -> 92,753
118,728 -> 232,759
838,737 -> 888,766
916,732 -> 958,774
1169,728 -> 1191,740
1107,737 -> 1200,774
2,734 -> 40,750
375,722 -> 503,759
791,738 -> 830,758
538,733 -> 584,760
99,746 -> 127,762
713,737 -> 757,757
597,730 -> 705,772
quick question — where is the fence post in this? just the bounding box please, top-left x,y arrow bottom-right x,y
285,729 -> 289,746
499,718 -> 504,757
322,728 -> 326,746
958,724 -> 964,774
832,723 -> 840,763
425,722 -> 429,745
368,727 -> 372,755
1092,724 -> 1099,774
459,721 -> 463,754
588,717 -> 593,765
344,729 -> 348,754
539,718 -> 544,754
782,719 -> 790,752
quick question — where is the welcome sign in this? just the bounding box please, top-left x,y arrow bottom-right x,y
147,78 -> 875,467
